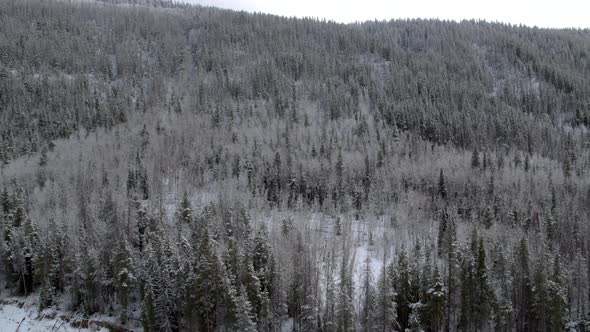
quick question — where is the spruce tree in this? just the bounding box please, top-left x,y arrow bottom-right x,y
513,237 -> 533,332
473,237 -> 494,329
229,285 -> 257,332
424,265 -> 446,332
471,147 -> 480,169
531,254 -> 550,331
359,257 -> 376,332
394,249 -> 412,330
438,169 -> 447,200
373,261 -> 398,332
324,251 -> 337,332
548,255 -> 566,332
336,253 -> 354,332
178,192 -> 193,224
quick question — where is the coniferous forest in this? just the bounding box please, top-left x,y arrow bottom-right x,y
1,0 -> 590,331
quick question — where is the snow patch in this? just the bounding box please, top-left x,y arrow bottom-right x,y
0,301 -> 109,332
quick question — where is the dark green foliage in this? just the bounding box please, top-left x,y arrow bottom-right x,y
178,192 -> 192,224
438,169 -> 447,200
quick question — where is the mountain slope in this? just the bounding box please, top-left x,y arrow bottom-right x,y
1,0 -> 590,331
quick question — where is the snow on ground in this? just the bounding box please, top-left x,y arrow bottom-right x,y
353,244 -> 383,284
280,318 -> 294,332
0,300 -> 109,332
0,294 -> 142,332
162,177 -> 217,224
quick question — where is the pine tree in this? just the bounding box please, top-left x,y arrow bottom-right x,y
336,253 -> 354,332
289,235 -> 306,329
513,237 -> 533,332
359,257 -> 376,332
458,249 -> 475,331
324,251 -> 337,332
335,217 -> 342,236
471,147 -> 480,169
407,302 -> 424,331
531,254 -> 550,331
437,208 -> 450,256
78,238 -> 99,315
394,249 -> 413,330
142,273 -> 158,332
483,206 -> 494,229
373,261 -> 398,332
40,218 -> 71,309
267,255 -> 287,330
473,237 -> 494,329
548,255 -> 566,331
301,293 -> 320,332
492,245 -> 513,332
145,239 -> 180,332
424,265 -> 446,332
229,285 -> 258,332
444,236 -> 458,332
437,208 -> 452,256
178,192 -> 193,224
243,260 -> 262,324
253,225 -> 271,279
193,224 -> 222,332
252,225 -> 275,330
438,169 -> 447,200
115,237 -> 135,324
335,150 -> 344,206
21,216 -> 39,294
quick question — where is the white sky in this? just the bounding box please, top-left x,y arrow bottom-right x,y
189,0 -> 590,29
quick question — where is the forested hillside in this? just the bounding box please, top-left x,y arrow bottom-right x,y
1,0 -> 590,331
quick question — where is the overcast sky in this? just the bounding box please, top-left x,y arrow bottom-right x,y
189,0 -> 589,29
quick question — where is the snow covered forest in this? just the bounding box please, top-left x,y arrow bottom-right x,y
1,0 -> 590,331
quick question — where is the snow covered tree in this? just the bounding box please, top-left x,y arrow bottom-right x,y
336,252 -> 354,332
473,236 -> 494,329
192,224 -> 223,331
471,147 -> 480,169
177,192 -> 193,224
324,251 -> 338,332
373,261 -> 398,332
394,249 -> 413,330
359,257 -> 376,332
438,169 -> 447,200
513,237 -> 533,332
115,236 -> 135,324
228,285 -> 258,332
423,265 -> 446,332
547,255 -> 566,331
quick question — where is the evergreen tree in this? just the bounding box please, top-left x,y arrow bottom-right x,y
513,237 -> 533,332
178,192 -> 193,224
373,261 -> 398,332
423,265 -> 446,332
336,253 -> 354,332
77,238 -> 99,315
115,237 -> 135,324
473,237 -> 494,329
458,249 -> 475,331
142,272 -> 158,332
547,255 -> 566,332
471,148 -> 480,169
192,223 -> 223,332
531,254 -> 550,331
394,249 -> 413,330
324,251 -> 337,332
359,257 -> 376,332
438,169 -> 447,200
228,285 -> 258,332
